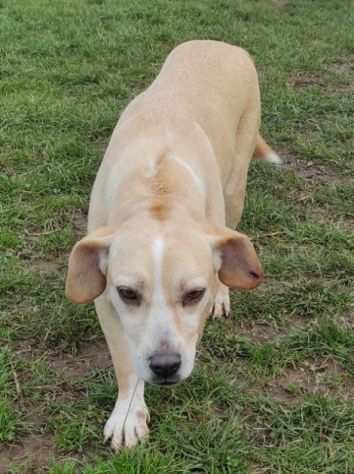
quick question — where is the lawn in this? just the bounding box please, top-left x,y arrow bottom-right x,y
0,0 -> 353,472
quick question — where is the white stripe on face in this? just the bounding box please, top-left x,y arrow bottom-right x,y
147,237 -> 178,349
152,238 -> 166,307
149,239 -> 199,351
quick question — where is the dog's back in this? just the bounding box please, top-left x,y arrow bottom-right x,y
118,40 -> 260,174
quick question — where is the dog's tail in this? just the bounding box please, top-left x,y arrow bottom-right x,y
253,134 -> 282,165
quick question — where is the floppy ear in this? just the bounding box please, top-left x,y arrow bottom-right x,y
65,227 -> 116,304
210,229 -> 263,289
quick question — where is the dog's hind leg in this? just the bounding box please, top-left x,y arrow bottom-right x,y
203,141 -> 231,319
95,295 -> 149,451
208,113 -> 258,320
224,103 -> 262,230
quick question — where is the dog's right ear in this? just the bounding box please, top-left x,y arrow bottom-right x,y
65,227 -> 116,304
207,227 -> 263,290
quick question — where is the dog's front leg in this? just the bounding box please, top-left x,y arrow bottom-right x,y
206,178 -> 231,319
212,281 -> 231,318
104,377 -> 149,451
95,295 -> 149,451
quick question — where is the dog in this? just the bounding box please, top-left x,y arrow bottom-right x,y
66,40 -> 281,451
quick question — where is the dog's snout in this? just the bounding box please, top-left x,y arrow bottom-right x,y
149,352 -> 181,378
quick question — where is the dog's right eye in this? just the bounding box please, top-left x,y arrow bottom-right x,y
117,286 -> 142,306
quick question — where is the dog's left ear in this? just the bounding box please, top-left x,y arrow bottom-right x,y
209,229 -> 263,289
65,227 -> 116,304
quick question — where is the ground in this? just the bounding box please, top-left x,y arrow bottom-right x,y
0,0 -> 353,473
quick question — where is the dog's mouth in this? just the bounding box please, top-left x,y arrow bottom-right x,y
150,376 -> 181,386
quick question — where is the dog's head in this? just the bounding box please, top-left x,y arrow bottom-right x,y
66,220 -> 262,385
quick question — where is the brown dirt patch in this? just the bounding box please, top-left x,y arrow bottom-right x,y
16,208 -> 87,275
338,310 -> 354,331
280,148 -> 347,183
290,56 -> 354,94
329,55 -> 354,75
12,338 -> 112,405
47,338 -> 111,380
308,208 -> 353,229
271,0 -> 288,7
30,260 -> 64,277
236,321 -> 280,342
291,74 -> 326,89
0,434 -> 55,474
3,339 -> 112,472
70,208 -> 87,236
235,314 -> 308,343
279,148 -> 353,225
334,83 -> 354,94
268,358 -> 354,403
250,466 -> 271,474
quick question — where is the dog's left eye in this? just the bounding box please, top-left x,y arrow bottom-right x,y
117,286 -> 142,306
182,288 -> 206,306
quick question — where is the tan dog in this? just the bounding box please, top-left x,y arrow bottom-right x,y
66,40 -> 281,450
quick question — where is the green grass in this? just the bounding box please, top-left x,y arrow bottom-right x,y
0,349 -> 21,443
1,0 -> 354,472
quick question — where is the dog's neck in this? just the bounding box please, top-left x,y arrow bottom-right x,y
107,150 -> 207,228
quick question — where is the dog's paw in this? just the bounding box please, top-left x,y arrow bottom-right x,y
212,285 -> 230,319
104,398 -> 150,451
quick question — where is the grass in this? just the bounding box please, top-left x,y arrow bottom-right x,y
1,0 -> 353,472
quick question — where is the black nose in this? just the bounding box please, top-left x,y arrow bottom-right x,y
149,352 -> 181,378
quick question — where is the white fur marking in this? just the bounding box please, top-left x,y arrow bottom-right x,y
152,238 -> 166,307
150,238 -> 176,342
146,156 -> 159,178
171,156 -> 205,196
213,249 -> 222,272
265,152 -> 282,165
110,238 -> 120,258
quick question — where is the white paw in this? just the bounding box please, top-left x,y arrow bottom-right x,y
104,398 -> 150,451
212,284 -> 230,319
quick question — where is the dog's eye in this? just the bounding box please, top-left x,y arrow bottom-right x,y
182,288 -> 206,306
117,286 -> 142,306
